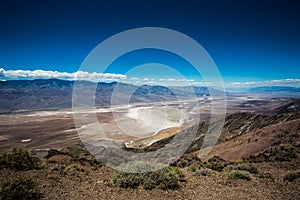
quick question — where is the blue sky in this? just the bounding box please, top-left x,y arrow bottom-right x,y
0,0 -> 299,87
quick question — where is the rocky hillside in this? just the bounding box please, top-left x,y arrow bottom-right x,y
0,134 -> 299,199
125,111 -> 300,162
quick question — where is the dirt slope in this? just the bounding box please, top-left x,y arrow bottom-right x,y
204,118 -> 300,161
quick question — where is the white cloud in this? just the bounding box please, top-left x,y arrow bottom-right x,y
0,68 -> 126,82
130,77 -> 140,81
144,81 -> 157,85
226,79 -> 300,88
156,78 -> 199,86
125,76 -> 300,88
167,78 -> 175,81
192,81 -> 214,86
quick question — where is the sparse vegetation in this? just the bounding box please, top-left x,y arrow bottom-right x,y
248,144 -> 297,162
230,163 -> 259,174
45,149 -> 62,159
206,161 -> 224,172
258,172 -> 274,180
205,156 -> 226,172
234,158 -> 244,164
283,171 -> 300,182
0,149 -> 41,170
0,177 -> 42,200
51,164 -> 66,172
270,145 -> 297,162
171,154 -> 203,168
194,168 -> 210,176
110,161 -> 184,190
189,164 -> 198,172
0,106 -> 299,199
228,170 -> 251,180
46,144 -> 102,167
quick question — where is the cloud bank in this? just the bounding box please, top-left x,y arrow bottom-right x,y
0,68 -> 299,88
0,68 -> 126,82
227,79 -> 300,88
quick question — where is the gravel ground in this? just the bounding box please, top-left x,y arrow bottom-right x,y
0,154 -> 299,200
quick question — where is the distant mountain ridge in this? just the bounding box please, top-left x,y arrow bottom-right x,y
248,86 -> 300,93
246,86 -> 300,98
0,79 -> 213,112
2,79 -> 299,113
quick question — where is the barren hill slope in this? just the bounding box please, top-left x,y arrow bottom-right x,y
204,118 -> 300,161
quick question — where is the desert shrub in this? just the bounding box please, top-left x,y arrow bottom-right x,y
47,159 -> 59,164
0,149 -> 41,170
258,172 -> 274,180
110,161 -> 184,190
72,164 -> 84,172
175,159 -> 189,168
194,168 -> 210,176
87,158 -> 102,167
61,143 -> 103,167
230,163 -> 259,174
205,156 -> 226,172
172,167 -> 185,179
61,143 -> 90,158
0,177 -> 42,200
272,145 -> 297,161
51,164 -> 66,172
283,171 -> 300,182
189,164 -> 198,172
248,144 -> 297,163
234,158 -> 244,164
206,162 -> 224,172
208,156 -> 226,163
171,154 -> 203,168
228,170 -> 251,180
45,149 -> 62,159
47,144 -> 102,167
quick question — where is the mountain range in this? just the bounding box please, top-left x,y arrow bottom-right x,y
0,79 -> 213,112
1,79 -> 300,113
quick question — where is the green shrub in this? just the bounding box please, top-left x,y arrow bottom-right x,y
172,167 -> 185,179
205,156 -> 226,172
258,172 -> 274,180
60,143 -> 102,167
228,170 -> 251,180
61,143 -> 90,158
234,158 -> 244,164
248,144 -> 297,163
0,177 -> 42,200
230,163 -> 259,174
45,149 -> 62,159
0,149 -> 41,170
110,161 -> 184,190
189,164 -> 198,172
174,159 -> 189,168
171,155 -> 203,168
208,156 -> 226,163
206,162 -> 224,172
283,171 -> 300,182
273,145 -> 297,162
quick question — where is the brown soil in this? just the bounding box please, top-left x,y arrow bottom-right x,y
203,118 -> 300,161
1,99 -> 300,199
0,153 -> 299,200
